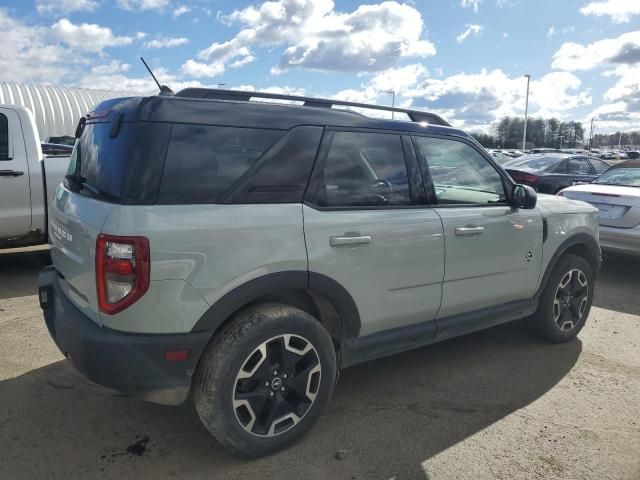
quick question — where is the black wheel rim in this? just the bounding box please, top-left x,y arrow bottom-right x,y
553,268 -> 589,332
232,334 -> 322,437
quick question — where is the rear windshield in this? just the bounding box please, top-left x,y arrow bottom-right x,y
66,122 -> 135,199
158,125 -> 283,204
504,155 -> 563,171
595,168 -> 640,187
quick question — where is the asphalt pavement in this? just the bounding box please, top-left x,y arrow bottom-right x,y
0,247 -> 638,479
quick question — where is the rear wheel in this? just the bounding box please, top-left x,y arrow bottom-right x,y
194,304 -> 337,457
529,254 -> 594,343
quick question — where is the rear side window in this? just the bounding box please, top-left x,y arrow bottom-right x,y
0,113 -> 8,160
314,131 -> 410,208
567,158 -> 591,174
158,125 -> 283,204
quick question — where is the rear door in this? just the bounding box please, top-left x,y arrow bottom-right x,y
0,108 -> 32,239
303,130 -> 445,337
412,135 -> 543,323
566,156 -> 599,184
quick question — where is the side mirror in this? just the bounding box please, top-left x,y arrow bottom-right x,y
512,184 -> 537,209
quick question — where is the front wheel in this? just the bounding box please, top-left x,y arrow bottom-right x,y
194,304 -> 337,457
529,254 -> 594,343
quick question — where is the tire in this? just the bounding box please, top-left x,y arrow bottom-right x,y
193,303 -> 337,457
529,254 -> 594,343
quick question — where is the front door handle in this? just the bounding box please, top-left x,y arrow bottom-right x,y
0,170 -> 24,177
455,226 -> 485,236
330,235 -> 372,247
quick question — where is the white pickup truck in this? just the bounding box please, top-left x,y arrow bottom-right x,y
1,105 -> 70,248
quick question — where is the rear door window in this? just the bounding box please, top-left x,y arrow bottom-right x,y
312,131 -> 411,207
158,125 -> 283,204
566,157 -> 592,175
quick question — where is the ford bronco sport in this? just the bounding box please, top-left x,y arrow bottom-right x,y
38,89 -> 601,456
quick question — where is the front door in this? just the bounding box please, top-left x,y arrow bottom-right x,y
303,130 -> 445,337
0,108 -> 31,239
412,135 -> 543,320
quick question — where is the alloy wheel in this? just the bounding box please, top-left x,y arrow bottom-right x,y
232,334 -> 322,437
553,268 -> 589,332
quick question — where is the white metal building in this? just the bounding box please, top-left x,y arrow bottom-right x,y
0,82 -> 130,141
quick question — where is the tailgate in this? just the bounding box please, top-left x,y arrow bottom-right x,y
49,184 -> 115,325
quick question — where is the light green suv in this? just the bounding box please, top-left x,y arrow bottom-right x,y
38,89 -> 601,456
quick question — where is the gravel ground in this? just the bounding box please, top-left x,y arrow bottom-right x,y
0,247 -> 638,480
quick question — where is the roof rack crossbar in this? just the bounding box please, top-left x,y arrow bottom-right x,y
175,88 -> 451,127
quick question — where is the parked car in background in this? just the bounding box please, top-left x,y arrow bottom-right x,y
527,148 -> 560,154
0,105 -> 70,248
38,89 -> 601,457
503,153 -> 610,194
559,160 -> 640,256
627,151 -> 640,159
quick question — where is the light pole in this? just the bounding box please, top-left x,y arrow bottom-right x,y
589,117 -> 594,152
522,74 -> 531,151
386,90 -> 396,119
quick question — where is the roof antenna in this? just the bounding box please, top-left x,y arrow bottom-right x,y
140,56 -> 174,96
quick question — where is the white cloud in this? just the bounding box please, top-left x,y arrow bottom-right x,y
172,5 -> 190,18
580,0 -> 640,24
36,0 -> 98,14
461,0 -> 482,13
401,69 -> 591,130
552,30 -> 640,70
0,9 -> 70,83
456,24 -> 483,43
367,64 -> 429,93
51,18 -> 134,52
547,26 -> 556,38
144,37 -> 189,48
183,0 -> 436,78
117,0 -> 169,11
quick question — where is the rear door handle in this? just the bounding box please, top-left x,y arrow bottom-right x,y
330,235 -> 372,247
455,226 -> 485,236
0,170 -> 24,177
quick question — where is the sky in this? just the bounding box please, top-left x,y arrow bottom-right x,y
0,0 -> 639,134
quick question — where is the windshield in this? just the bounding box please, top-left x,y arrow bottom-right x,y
594,168 -> 640,187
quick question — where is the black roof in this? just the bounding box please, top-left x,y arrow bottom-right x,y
91,90 -> 471,141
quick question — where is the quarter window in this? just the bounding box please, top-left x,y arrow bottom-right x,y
0,113 -> 8,160
158,125 -> 283,204
413,136 -> 507,205
315,131 -> 411,207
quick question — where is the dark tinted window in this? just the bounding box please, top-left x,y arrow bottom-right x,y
567,157 -> 591,174
315,131 -> 410,207
159,125 -> 283,204
224,126 -> 323,204
0,113 -> 8,160
414,136 -> 506,205
66,121 -> 136,198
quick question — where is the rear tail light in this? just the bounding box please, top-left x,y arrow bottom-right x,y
96,234 -> 150,314
509,171 -> 539,187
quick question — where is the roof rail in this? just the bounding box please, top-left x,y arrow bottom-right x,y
175,88 -> 451,127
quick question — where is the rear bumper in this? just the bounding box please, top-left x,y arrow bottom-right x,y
38,266 -> 211,405
599,226 -> 640,256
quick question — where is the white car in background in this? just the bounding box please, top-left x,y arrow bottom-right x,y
559,160 -> 640,256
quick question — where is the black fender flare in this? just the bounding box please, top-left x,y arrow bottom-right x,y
535,232 -> 601,299
190,271 -> 361,339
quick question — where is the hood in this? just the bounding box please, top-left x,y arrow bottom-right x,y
536,193 -> 598,214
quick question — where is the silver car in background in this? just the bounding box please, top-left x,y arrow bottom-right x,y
559,160 -> 640,256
